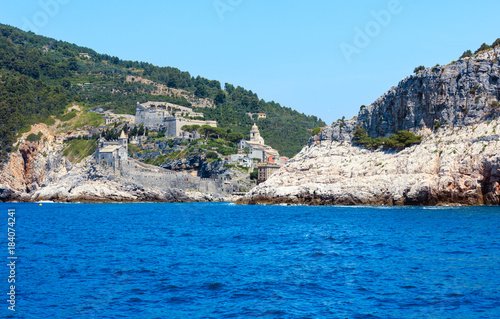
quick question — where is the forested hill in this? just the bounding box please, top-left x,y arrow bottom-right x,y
0,23 -> 325,159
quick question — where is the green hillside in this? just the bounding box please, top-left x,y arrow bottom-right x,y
0,23 -> 325,159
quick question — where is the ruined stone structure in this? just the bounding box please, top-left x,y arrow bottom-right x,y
164,117 -> 215,138
135,101 -> 217,137
95,131 -> 128,174
93,129 -> 232,195
120,159 -> 232,195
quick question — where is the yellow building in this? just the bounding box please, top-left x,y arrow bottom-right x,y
257,162 -> 281,184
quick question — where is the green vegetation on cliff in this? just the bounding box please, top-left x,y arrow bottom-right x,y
352,127 -> 422,150
459,38 -> 500,59
0,73 -> 67,159
62,138 -> 97,164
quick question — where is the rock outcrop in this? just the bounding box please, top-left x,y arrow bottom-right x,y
0,125 -> 234,203
238,49 -> 500,206
162,155 -> 205,174
161,155 -> 230,179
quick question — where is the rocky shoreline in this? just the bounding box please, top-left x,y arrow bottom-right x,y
4,49 -> 500,206
238,50 -> 500,206
237,120 -> 500,206
0,124 -> 239,203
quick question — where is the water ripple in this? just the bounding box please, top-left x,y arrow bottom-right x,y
2,202 -> 500,318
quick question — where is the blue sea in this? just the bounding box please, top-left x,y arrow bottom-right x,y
1,203 -> 499,318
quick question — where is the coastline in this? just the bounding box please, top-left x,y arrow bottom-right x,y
235,195 -> 486,206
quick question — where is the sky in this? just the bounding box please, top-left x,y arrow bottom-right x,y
1,0 -> 500,124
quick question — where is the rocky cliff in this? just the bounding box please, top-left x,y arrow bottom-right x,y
161,155 -> 230,178
0,125 -> 235,203
238,49 -> 500,205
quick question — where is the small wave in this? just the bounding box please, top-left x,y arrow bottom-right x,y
138,269 -> 153,274
444,251 -> 472,255
204,282 -> 225,290
307,251 -> 327,258
129,288 -> 146,295
127,297 -> 144,303
263,309 -> 287,316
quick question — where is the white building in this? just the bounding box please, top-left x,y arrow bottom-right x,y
238,124 -> 279,162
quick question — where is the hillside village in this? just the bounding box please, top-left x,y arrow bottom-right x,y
0,23 -> 327,202
65,101 -> 291,193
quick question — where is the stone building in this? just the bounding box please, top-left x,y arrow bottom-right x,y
238,124 -> 279,162
134,101 -> 217,137
164,117 -> 215,138
257,162 -> 281,184
95,131 -> 128,174
79,52 -> 91,59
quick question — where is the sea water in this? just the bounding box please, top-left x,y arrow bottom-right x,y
0,202 -> 499,318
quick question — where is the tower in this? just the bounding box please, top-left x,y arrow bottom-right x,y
119,130 -> 128,153
250,123 -> 265,145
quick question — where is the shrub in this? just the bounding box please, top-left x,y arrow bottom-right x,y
475,43 -> 492,54
352,128 -> 422,150
434,121 -> 441,130
40,116 -> 55,126
460,50 -> 472,59
26,132 -> 43,142
386,130 -> 422,148
352,128 -> 383,149
311,127 -> 322,135
493,38 -> 500,48
250,170 -> 258,180
414,65 -> 425,74
56,111 -> 77,122
206,151 -> 218,159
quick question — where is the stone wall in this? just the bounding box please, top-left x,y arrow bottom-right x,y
135,107 -> 168,128
120,159 -> 231,195
165,117 -> 217,138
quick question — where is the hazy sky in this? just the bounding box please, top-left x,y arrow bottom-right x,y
1,0 -> 500,124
